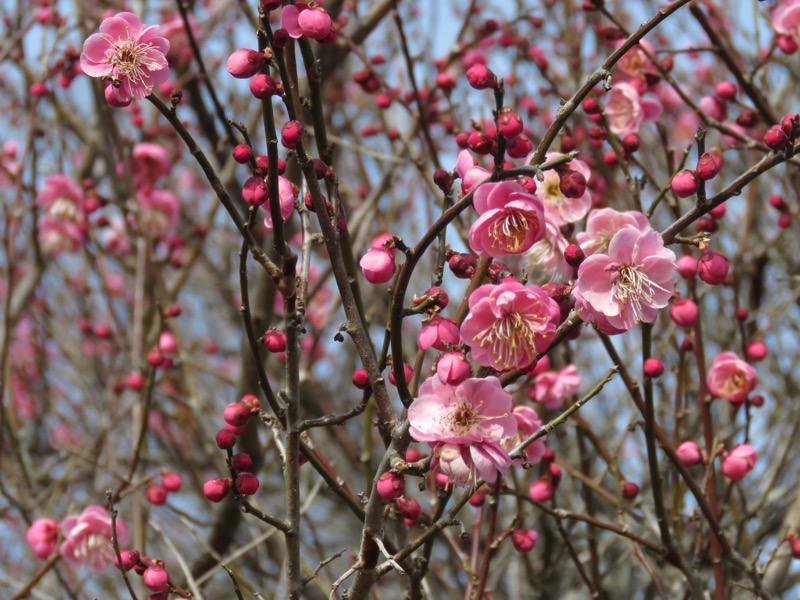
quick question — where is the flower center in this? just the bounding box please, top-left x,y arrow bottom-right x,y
611,263 -> 668,321
489,211 -> 532,253
471,308 -> 545,370
449,402 -> 478,431
111,39 -> 157,87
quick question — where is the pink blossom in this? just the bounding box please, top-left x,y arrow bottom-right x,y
262,176 -> 297,228
576,208 -> 650,256
281,4 -> 333,40
37,174 -> 83,215
676,441 -> 702,467
720,444 -> 758,481
524,217 -> 572,280
456,149 -> 490,194
417,315 -> 460,351
529,365 -> 581,410
605,83 -> 662,137
226,49 -> 264,79
468,181 -> 546,258
707,351 -> 757,404
60,505 -> 128,571
409,376 -> 517,485
360,248 -> 396,283
137,188 -> 179,240
616,39 -> 660,81
39,217 -> 86,256
503,406 -> 547,465
460,279 -> 561,371
436,352 -> 471,385
534,154 -> 592,226
132,142 -> 170,188
26,518 -> 59,560
573,226 -> 676,333
80,12 -> 170,105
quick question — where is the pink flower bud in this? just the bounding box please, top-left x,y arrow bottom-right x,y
676,441 -> 702,467
529,478 -> 554,503
163,303 -> 182,318
497,107 -> 523,138
465,64 -> 497,90
715,81 -> 737,102
511,529 -> 539,553
114,549 -> 140,572
676,255 -> 698,279
241,394 -> 261,411
223,402 -> 251,428
215,429 -> 237,449
297,7 -> 333,40
250,74 -> 279,99
360,248 -> 396,284
143,563 -> 169,592
558,169 -> 587,199
146,484 -> 168,506
582,97 -> 601,114
697,250 -> 729,285
435,72 -> 456,92
352,369 -> 370,389
720,444 -> 757,481
417,316 -> 460,351
469,487 -> 488,507
764,125 -> 789,151
781,114 -> 798,137
622,481 -> 639,500
376,472 -> 405,501
281,120 -> 305,149
699,95 -> 726,121
621,134 -> 640,155
230,453 -> 253,471
436,352 -> 471,386
416,286 -> 449,311
670,298 -> 699,327
395,496 -> 422,525
670,169 -> 699,198
26,518 -> 59,560
388,362 -> 414,387
746,340 -> 768,362
263,328 -> 287,353
159,332 -> 177,354
232,144 -> 253,164
696,152 -> 720,181
242,176 -> 267,206
777,34 -> 799,55
235,472 -> 260,495
643,357 -> 664,378
162,472 -> 182,492
226,49 -> 264,79
769,194 -> 788,212
790,536 -> 800,559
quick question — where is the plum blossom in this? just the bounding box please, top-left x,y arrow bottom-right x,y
80,12 -> 170,106
529,365 -> 581,410
137,188 -> 179,240
524,216 -> 572,280
616,39 -> 660,82
534,154 -> 592,226
720,444 -> 758,481
573,226 -> 676,333
36,174 -> 87,255
281,4 -> 334,41
773,1 -> 800,49
456,149 -> 490,194
417,315 -> 460,351
706,351 -> 757,404
131,142 -> 170,188
604,82 -> 663,137
409,376 -> 517,485
262,176 -> 297,229
576,208 -> 650,256
460,279 -> 561,371
60,505 -> 128,571
468,181 -> 546,258
503,406 -> 547,465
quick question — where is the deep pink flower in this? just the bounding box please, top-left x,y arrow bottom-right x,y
503,406 -> 546,465
456,149 -> 490,194
774,1 -> 800,47
26,518 -> 59,560
468,181 -> 545,258
417,315 -> 460,351
573,226 -> 676,333
576,208 -> 650,256
409,376 -> 517,485
707,351 -> 757,404
80,12 -> 170,105
529,365 -> 581,410
460,279 -> 561,371
60,505 -> 128,571
534,154 -> 592,226
281,4 -> 333,40
605,82 -> 662,136
720,444 -> 758,481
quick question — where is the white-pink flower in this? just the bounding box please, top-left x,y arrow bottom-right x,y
604,82 -> 663,137
573,226 -> 676,333
80,12 -> 170,106
576,208 -> 650,256
460,279 -> 561,372
706,351 -> 757,404
529,365 -> 581,410
409,376 -> 517,485
534,154 -> 592,226
60,505 -> 128,572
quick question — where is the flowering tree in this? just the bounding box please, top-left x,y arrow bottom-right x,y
3,0 -> 800,598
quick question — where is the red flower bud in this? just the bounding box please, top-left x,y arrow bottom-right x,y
465,64 -> 497,90
448,252 -> 477,279
146,484 -> 168,506
281,120 -> 305,149
764,125 -> 789,151
622,481 -> 640,500
395,496 -> 422,524
232,144 -> 253,164
643,357 -> 664,378
230,453 -> 253,471
696,152 -> 719,181
511,529 -> 539,553
226,49 -> 264,79
352,369 -> 370,390
558,169 -> 587,198
697,250 -> 729,286
250,74 -> 279,99
564,244 -> 585,268
497,107 -> 523,138
235,472 -> 260,495
215,429 -> 237,450
506,135 -> 533,158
